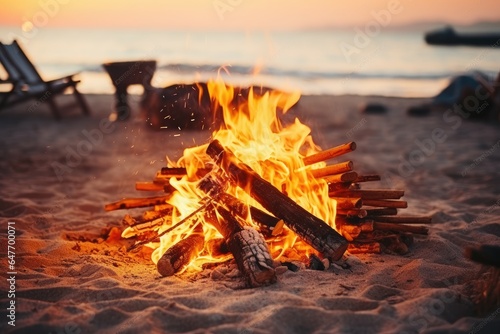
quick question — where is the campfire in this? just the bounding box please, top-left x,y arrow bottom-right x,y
105,78 -> 431,287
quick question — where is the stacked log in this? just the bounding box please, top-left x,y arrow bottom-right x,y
306,142 -> 431,254
104,140 -> 431,284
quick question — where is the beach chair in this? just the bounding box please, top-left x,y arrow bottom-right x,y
0,40 -> 90,118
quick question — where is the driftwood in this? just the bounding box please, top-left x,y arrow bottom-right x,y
206,139 -> 348,260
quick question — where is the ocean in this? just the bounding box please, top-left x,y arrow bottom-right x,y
1,25 -> 499,97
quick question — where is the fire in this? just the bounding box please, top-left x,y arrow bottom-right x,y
126,77 -> 337,272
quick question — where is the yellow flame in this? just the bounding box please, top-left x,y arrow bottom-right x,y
150,76 -> 337,269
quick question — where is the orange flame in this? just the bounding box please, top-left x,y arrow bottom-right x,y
137,77 -> 337,271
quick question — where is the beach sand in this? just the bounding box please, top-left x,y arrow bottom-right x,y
1,93 -> 499,334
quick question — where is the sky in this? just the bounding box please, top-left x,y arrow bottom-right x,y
1,0 -> 500,31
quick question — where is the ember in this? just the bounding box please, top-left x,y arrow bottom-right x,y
105,78 -> 431,287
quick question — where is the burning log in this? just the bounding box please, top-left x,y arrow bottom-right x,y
337,209 -> 368,218
135,182 -> 165,191
311,161 -> 353,178
206,238 -> 229,257
122,216 -> 170,239
160,167 -> 189,176
216,193 -> 283,230
198,176 -> 284,237
104,195 -> 172,211
303,141 -> 356,165
208,205 -> 277,287
142,207 -> 173,221
335,197 -> 363,210
327,182 -> 355,192
160,167 -> 211,178
206,139 -> 348,261
324,171 -> 358,184
157,225 -> 205,276
348,242 -> 381,254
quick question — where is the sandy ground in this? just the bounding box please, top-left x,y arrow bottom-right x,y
0,93 -> 499,334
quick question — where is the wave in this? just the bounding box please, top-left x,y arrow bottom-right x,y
40,62 -> 498,82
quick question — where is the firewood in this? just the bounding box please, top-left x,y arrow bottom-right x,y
206,238 -> 230,257
336,219 -> 374,239
337,209 -> 368,218
163,184 -> 176,195
348,242 -> 381,254
371,216 -> 432,224
198,176 -> 284,236
209,205 -> 277,287
365,208 -> 398,216
374,222 -> 428,235
157,228 -> 205,276
104,196 -> 172,211
121,215 -> 171,239
311,161 -> 353,178
160,167 -> 189,176
142,207 -> 173,221
135,182 -> 165,191
122,214 -> 137,226
341,225 -> 361,239
362,199 -> 408,208
207,140 -> 348,261
216,193 -> 282,229
324,171 -> 358,184
330,190 -> 405,200
334,197 -> 363,209
355,174 -> 381,183
303,142 -> 356,165
327,182 -> 355,192
308,253 -> 326,270
218,193 -> 285,238
127,198 -> 213,251
160,167 -> 211,178
335,216 -> 373,232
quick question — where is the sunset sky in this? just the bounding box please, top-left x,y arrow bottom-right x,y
1,0 -> 500,31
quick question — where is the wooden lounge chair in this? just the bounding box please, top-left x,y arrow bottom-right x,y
0,40 -> 90,118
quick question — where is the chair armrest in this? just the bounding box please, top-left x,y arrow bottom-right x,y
0,79 -> 24,93
45,73 -> 81,85
0,78 -> 15,84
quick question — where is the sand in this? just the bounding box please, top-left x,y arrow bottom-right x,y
1,93 -> 499,334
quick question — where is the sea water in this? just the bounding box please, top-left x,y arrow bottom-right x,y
1,25 -> 499,97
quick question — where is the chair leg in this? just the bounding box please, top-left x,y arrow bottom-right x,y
73,85 -> 90,116
46,97 -> 61,119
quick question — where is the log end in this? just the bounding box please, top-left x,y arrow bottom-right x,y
157,256 -> 177,277
250,268 -> 277,287
328,240 -> 349,261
